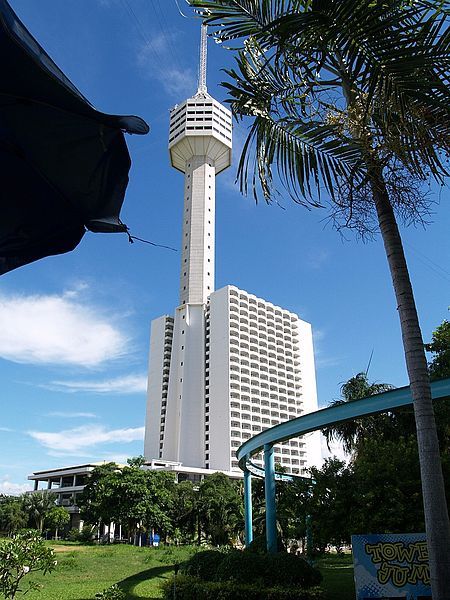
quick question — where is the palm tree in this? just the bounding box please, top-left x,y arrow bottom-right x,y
322,372 -> 394,453
23,491 -> 56,533
191,1 -> 450,596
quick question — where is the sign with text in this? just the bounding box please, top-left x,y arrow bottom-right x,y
352,533 -> 431,599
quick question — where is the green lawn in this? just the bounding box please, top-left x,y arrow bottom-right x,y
316,554 -> 356,600
16,544 -> 355,600
20,544 -> 196,600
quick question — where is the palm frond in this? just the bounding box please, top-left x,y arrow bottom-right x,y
223,43 -> 362,202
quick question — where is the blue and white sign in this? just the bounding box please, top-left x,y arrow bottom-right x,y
352,533 -> 431,599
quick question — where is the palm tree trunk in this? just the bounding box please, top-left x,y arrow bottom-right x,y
369,165 -> 450,599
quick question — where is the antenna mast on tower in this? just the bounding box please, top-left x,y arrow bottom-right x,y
197,23 -> 208,95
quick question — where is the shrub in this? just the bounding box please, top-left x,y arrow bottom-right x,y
0,530 -> 57,599
79,525 -> 95,543
94,584 -> 125,599
67,528 -> 80,542
67,525 -> 94,543
161,575 -> 324,600
217,550 -> 322,588
181,549 -> 228,580
181,548 -> 322,589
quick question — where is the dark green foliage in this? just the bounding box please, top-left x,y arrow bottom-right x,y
181,549 -> 229,580
67,525 -> 95,543
426,320 -> 450,381
217,550 -> 322,588
197,473 -> 243,545
22,491 -> 56,533
305,459 -> 356,552
161,575 -> 324,600
180,548 -> 322,589
171,480 -> 198,543
351,437 -> 426,534
77,462 -> 176,540
0,496 -> 28,536
322,372 -> 394,453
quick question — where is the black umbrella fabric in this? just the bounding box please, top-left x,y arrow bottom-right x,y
0,0 -> 149,275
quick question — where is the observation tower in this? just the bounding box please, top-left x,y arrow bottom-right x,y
144,26 -> 322,475
144,25 -> 233,467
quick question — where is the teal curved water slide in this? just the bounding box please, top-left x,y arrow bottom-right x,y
237,377 -> 450,553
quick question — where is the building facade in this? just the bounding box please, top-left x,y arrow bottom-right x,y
143,27 -> 322,475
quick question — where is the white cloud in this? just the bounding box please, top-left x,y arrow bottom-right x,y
47,412 -> 98,419
313,328 -> 342,370
0,476 -> 31,496
0,290 -> 130,367
28,424 -> 144,455
44,374 -> 147,395
305,248 -> 329,270
0,427 -> 13,432
136,34 -> 196,98
320,434 -> 349,463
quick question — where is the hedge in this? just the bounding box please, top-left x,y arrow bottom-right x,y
161,575 -> 325,600
180,549 -> 322,588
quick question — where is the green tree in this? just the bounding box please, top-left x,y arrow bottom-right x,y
352,436 -> 426,534
308,459 -> 356,552
22,491 -> 56,533
426,319 -> 450,381
126,455 -> 147,468
192,2 -> 450,594
0,530 -> 57,599
198,473 -> 243,546
78,462 -> 176,543
0,497 -> 28,536
77,463 -> 120,540
114,467 -> 175,542
322,372 -> 394,453
171,480 -> 198,543
45,506 -> 70,540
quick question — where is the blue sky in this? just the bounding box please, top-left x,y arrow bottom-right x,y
1,0 -> 449,494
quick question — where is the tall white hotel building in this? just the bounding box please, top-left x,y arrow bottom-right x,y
144,28 -> 322,476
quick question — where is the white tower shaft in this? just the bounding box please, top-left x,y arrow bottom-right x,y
180,157 -> 215,305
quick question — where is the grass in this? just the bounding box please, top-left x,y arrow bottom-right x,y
316,554 -> 356,600
18,544 -> 197,600
13,544 -> 355,599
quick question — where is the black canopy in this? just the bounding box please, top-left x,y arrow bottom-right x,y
0,0 -> 149,274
